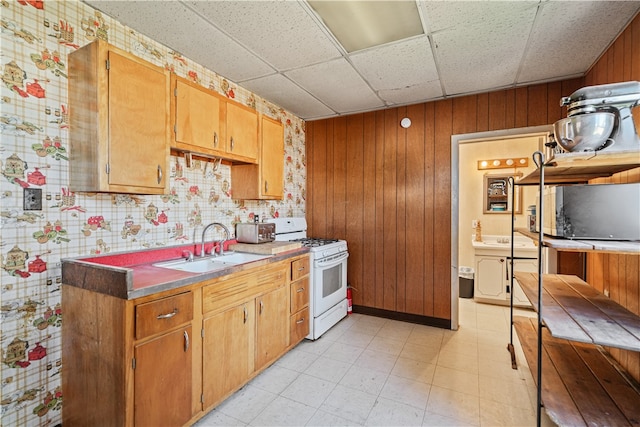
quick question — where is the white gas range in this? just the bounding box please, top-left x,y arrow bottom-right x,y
272,217 -> 348,340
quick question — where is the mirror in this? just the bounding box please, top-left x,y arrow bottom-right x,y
483,173 -> 522,214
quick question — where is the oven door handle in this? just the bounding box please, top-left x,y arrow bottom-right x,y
314,252 -> 349,268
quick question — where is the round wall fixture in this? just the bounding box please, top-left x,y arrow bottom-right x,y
400,117 -> 412,128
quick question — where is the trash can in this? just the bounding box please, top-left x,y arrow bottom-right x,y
459,266 -> 474,298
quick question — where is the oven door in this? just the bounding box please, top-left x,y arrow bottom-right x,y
313,252 -> 348,315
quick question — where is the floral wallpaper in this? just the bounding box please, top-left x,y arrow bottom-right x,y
0,1 -> 306,425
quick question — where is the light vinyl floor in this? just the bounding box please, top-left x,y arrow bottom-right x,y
195,299 -> 554,426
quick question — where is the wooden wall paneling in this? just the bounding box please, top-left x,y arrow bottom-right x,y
528,84 -> 548,126
316,121 -> 333,236
546,81 -> 563,125
396,107 -> 408,313
452,96 -> 478,135
488,90 -> 507,130
346,114 -> 365,307
627,254 -> 639,315
633,16 -> 640,78
306,122 -> 314,233
477,93 -> 489,132
332,118 -> 347,239
433,99 -> 452,319
360,112 -> 377,307
623,25 -> 633,82
613,31 -> 626,83
505,89 -> 517,129
307,121 -> 325,237
383,108 -> 398,311
404,103 -> 426,314
375,110 -> 386,309
514,87 -> 528,128
423,103 -> 436,317
607,39 -> 616,82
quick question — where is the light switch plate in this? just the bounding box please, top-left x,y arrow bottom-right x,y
24,188 -> 43,210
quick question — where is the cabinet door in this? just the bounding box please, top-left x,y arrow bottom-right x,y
134,326 -> 192,427
510,258 -> 537,307
203,303 -> 254,407
226,102 -> 258,161
475,256 -> 507,301
108,50 -> 169,192
173,77 -> 224,153
261,116 -> 284,198
255,286 -> 288,370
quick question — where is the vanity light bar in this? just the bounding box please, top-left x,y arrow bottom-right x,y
477,157 -> 529,170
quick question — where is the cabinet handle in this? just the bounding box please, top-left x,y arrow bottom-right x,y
296,287 -> 305,293
264,180 -> 268,193
506,261 -> 510,281
183,330 -> 189,352
213,131 -> 218,147
157,165 -> 163,184
243,306 -> 248,324
156,308 -> 178,319
298,267 -> 306,272
296,318 -> 305,324
259,300 -> 264,314
230,136 -> 234,151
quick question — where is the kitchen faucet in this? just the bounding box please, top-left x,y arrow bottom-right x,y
200,222 -> 230,257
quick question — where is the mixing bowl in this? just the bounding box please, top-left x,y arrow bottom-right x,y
554,112 -> 615,152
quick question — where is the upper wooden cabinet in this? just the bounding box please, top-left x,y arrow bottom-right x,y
68,39 -> 170,194
226,101 -> 259,162
231,115 -> 284,200
171,75 -> 225,155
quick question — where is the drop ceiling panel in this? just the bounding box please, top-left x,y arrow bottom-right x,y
285,58 -> 385,114
240,73 -> 335,120
378,80 -> 443,105
518,1 -> 640,83
349,36 -> 440,102
85,1 -> 274,82
82,1 -> 640,120
425,2 -> 538,94
187,0 -> 342,71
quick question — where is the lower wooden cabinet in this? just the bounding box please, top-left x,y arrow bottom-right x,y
134,326 -> 192,427
203,303 -> 254,407
255,285 -> 289,370
62,254 -> 309,426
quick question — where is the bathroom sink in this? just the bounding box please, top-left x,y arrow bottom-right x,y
482,241 -> 529,248
153,252 -> 272,273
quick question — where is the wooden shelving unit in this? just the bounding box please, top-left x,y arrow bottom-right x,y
507,150 -> 640,426
516,273 -> 640,351
515,228 -> 640,254
516,150 -> 640,185
514,317 -> 640,427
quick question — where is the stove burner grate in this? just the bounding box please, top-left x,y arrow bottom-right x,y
292,237 -> 339,247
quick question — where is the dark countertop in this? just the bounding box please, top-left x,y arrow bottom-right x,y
62,242 -> 309,300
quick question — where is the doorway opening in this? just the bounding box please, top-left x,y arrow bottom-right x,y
450,125 -> 551,330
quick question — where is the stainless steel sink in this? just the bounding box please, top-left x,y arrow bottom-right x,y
152,252 -> 272,273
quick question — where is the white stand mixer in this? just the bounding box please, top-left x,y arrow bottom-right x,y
554,81 -> 640,152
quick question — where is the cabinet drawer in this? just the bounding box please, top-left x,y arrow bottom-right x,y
203,275 -> 252,314
290,277 -> 309,314
136,292 -> 193,339
291,257 -> 309,282
290,307 -> 309,345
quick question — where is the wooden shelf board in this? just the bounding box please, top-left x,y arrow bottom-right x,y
515,228 -> 640,254
515,273 -> 640,352
517,150 -> 640,185
514,317 -> 640,427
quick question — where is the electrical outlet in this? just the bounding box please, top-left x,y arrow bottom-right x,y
24,188 -> 43,211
